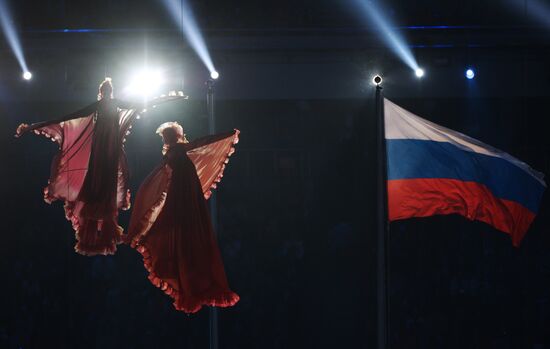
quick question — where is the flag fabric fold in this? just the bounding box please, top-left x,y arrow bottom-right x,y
385,98 -> 546,246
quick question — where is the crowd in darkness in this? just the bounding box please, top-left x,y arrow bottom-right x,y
1,98 -> 549,348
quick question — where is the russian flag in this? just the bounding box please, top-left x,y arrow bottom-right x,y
385,99 -> 546,246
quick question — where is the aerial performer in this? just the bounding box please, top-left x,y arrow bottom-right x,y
124,121 -> 240,313
15,78 -> 185,256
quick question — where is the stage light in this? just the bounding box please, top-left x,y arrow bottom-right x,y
22,71 -> 32,80
465,68 -> 475,80
125,69 -> 164,96
415,68 -> 425,78
210,71 -> 219,80
372,75 -> 383,86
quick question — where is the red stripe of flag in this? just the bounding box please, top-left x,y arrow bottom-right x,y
388,178 -> 536,246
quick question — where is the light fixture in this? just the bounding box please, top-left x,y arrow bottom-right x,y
126,69 -> 164,96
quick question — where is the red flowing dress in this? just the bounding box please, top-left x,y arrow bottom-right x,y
126,130 -> 240,313
20,95 -> 184,256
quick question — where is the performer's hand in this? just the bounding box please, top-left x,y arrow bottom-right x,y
15,123 -> 30,137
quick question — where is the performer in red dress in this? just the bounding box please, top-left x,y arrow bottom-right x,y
16,78 -> 184,256
125,122 -> 240,313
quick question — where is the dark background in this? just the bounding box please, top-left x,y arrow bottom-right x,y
1,0 -> 550,348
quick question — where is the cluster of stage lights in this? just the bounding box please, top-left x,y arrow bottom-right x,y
18,67 -> 476,84
372,67 -> 477,85
19,70 -> 219,85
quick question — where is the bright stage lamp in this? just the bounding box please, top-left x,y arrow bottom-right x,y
210,70 -> 219,80
22,71 -> 32,80
465,68 -> 475,80
372,75 -> 383,86
126,69 -> 164,96
415,68 -> 424,78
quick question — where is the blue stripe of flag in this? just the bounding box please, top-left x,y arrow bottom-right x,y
387,139 -> 545,213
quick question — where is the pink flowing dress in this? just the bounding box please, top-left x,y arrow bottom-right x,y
126,130 -> 240,313
20,95 -> 184,256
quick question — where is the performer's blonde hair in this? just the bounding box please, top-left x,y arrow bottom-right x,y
98,77 -> 113,100
156,122 -> 188,154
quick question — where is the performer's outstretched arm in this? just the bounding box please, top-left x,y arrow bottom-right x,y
116,94 -> 186,111
16,101 -> 99,137
185,130 -> 238,151
114,99 -> 137,110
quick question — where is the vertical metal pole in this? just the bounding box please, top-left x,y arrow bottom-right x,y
206,78 -> 219,349
375,85 -> 389,349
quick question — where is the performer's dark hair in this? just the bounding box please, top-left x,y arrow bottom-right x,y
161,127 -> 179,145
98,77 -> 113,100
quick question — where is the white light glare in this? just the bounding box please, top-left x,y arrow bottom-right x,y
415,68 -> 425,78
22,71 -> 32,80
465,68 -> 475,80
126,69 -> 164,96
210,70 -> 219,80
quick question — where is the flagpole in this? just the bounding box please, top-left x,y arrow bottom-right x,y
375,85 -> 389,349
206,78 -> 219,349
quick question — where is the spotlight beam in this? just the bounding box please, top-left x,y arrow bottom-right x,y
505,0 -> 550,28
352,0 -> 420,71
161,0 -> 217,75
0,0 -> 29,73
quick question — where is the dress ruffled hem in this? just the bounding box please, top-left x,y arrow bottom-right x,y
128,190 -> 170,248
134,242 -> 240,314
74,240 -> 119,256
64,201 -> 123,256
33,127 -> 62,146
204,129 -> 240,200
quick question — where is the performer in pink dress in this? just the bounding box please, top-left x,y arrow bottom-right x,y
125,122 -> 240,313
16,78 -> 184,256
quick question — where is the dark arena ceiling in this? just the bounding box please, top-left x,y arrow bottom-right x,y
10,0 -> 545,30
